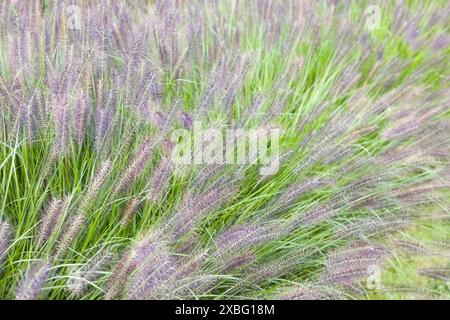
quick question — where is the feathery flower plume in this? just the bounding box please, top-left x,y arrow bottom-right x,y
124,244 -> 175,300
105,251 -> 133,300
150,250 -> 211,299
94,107 -> 115,152
120,197 -> 140,227
277,285 -> 345,300
241,248 -> 315,288
336,216 -> 411,239
0,0 -> 449,301
176,232 -> 201,255
167,180 -> 238,240
115,121 -> 138,161
325,260 -> 388,287
175,250 -> 210,280
215,223 -> 280,256
421,240 -> 450,256
53,105 -> 71,156
179,111 -> 193,129
40,145 -> 60,181
321,241 -> 388,290
78,160 -> 112,216
222,252 -> 256,273
262,177 -> 335,220
286,205 -> 337,231
55,214 -> 86,258
0,220 -> 12,266
106,231 -> 162,300
193,164 -> 227,188
37,195 -> 71,247
16,260 -> 51,300
112,138 -> 154,198
432,34 -> 450,51
67,250 -> 114,297
327,241 -> 387,266
393,239 -> 437,256
72,95 -> 90,145
418,267 -> 450,281
147,159 -> 173,203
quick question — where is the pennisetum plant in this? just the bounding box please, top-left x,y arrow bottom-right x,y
0,0 -> 449,300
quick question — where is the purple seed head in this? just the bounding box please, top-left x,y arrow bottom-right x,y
37,196 -> 71,247
0,220 -> 12,265
179,111 -> 193,129
68,250 -> 114,297
16,260 -> 51,300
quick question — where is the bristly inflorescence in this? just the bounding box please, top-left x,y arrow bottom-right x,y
36,195 -> 72,247
15,260 -> 51,300
67,250 -> 114,297
0,220 -> 12,267
0,0 -> 449,301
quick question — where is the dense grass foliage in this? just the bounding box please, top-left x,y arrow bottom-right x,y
0,0 -> 449,300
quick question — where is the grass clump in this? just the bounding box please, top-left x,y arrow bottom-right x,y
0,0 -> 449,300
